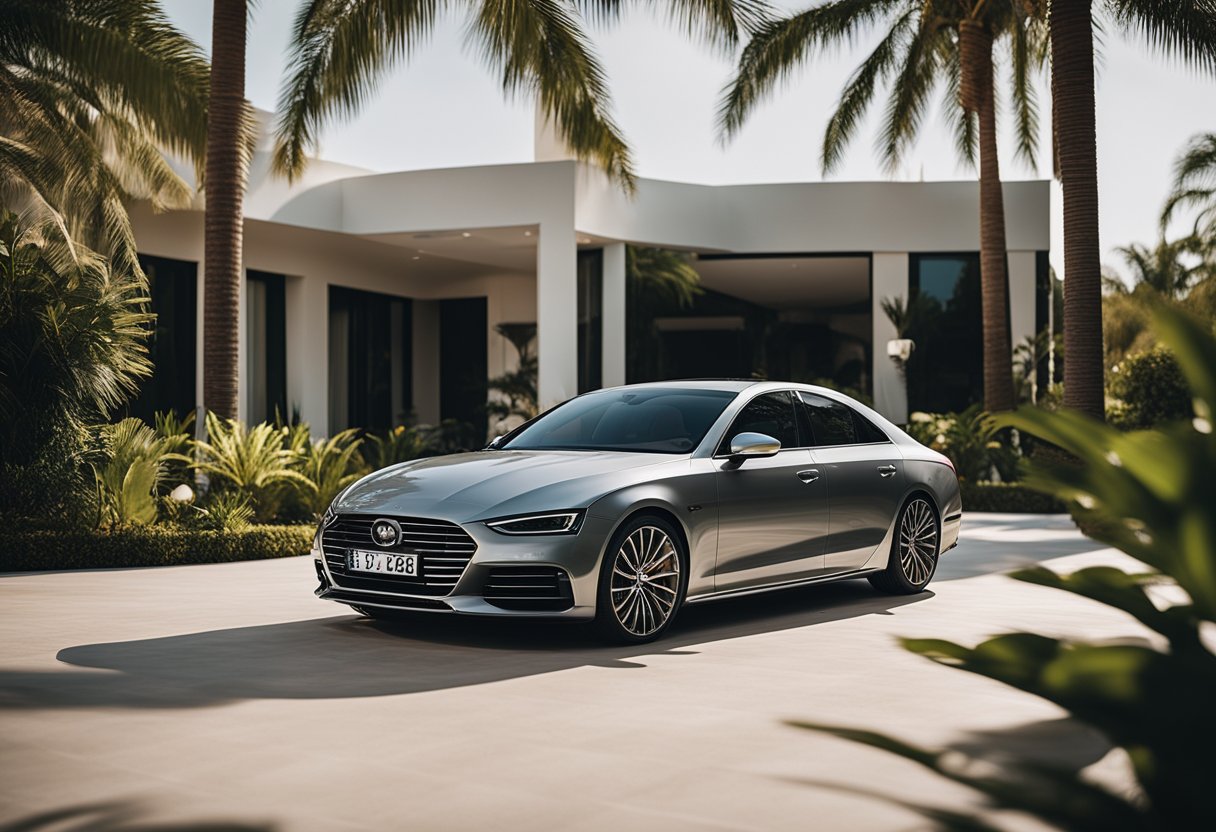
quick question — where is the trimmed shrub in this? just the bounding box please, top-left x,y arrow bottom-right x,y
1108,346 -> 1193,429
0,524 -> 314,572
960,481 -> 1066,514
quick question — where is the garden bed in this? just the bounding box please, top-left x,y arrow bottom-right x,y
961,481 -> 1067,514
0,525 -> 315,572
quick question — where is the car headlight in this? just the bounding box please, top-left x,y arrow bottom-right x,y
485,510 -> 585,536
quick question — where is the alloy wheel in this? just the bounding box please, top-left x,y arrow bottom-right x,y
899,499 -> 938,586
609,525 -> 681,637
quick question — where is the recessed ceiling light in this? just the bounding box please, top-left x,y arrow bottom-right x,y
577,236 -> 591,244
412,256 -> 421,260
461,232 -> 472,238
523,230 -> 532,237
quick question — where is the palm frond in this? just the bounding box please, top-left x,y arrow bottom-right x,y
717,0 -> 902,140
876,17 -> 942,174
821,6 -> 917,173
1161,132 -> 1216,232
468,0 -> 634,188
1107,0 -> 1216,75
1006,9 -> 1045,171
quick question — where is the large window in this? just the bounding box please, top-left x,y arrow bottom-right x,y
128,254 -> 196,422
908,254 -> 984,413
246,271 -> 286,424
440,297 -> 487,441
329,286 -> 412,432
577,249 -> 603,393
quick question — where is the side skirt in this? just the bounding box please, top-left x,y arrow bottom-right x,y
684,568 -> 884,606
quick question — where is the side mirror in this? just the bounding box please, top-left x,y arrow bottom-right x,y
729,432 -> 781,460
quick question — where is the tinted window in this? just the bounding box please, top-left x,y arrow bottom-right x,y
718,391 -> 799,454
853,411 -> 890,444
798,392 -> 857,446
503,388 -> 736,454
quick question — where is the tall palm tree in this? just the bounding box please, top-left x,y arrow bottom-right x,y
0,0 -> 210,275
1046,0 -> 1216,420
271,0 -> 765,187
719,0 -> 1044,413
203,0 -> 256,421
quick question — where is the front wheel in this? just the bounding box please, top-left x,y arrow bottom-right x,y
869,496 -> 939,595
594,515 -> 688,644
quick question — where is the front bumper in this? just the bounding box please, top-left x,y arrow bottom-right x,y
314,513 -> 617,619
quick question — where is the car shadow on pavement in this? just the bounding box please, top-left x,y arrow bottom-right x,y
1,580 -> 928,710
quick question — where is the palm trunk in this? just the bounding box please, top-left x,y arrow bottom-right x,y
203,0 -> 249,421
959,20 -> 1015,413
1050,0 -> 1104,420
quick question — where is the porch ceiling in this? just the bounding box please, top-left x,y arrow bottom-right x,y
694,256 -> 870,310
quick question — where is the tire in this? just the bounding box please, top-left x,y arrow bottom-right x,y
868,495 -> 939,595
593,514 -> 688,644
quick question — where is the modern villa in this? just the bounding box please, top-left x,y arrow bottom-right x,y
128,114 -> 1052,440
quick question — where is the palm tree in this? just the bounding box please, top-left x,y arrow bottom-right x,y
0,0 -> 210,275
719,0 -> 1043,413
1047,0 -> 1216,420
271,0 -> 765,187
1162,132 -> 1216,243
1103,237 -> 1207,301
203,0 -> 256,421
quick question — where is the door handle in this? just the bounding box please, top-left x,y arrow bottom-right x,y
796,469 -> 820,484
877,465 -> 897,478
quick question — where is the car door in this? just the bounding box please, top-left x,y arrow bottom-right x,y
713,391 -> 829,591
797,392 -> 905,572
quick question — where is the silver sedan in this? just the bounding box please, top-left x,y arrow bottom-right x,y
312,381 -> 962,643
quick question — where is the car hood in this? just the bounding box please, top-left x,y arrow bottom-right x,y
334,450 -> 680,523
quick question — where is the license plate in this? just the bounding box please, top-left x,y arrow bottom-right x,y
347,550 -> 419,576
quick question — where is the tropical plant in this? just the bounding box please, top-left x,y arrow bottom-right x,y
297,428 -> 367,517
363,424 -> 439,470
719,0 -> 1044,413
1161,131 -> 1216,242
1012,328 -> 1060,405
192,489 -> 254,532
628,246 -> 703,307
0,0 -> 210,275
92,417 -> 183,528
192,412 -> 312,521
1044,0 -> 1216,421
203,0 -> 257,420
904,404 -> 1019,482
153,409 -> 196,490
488,322 -> 539,429
0,211 -> 152,527
794,303 -> 1216,830
1108,346 -> 1193,431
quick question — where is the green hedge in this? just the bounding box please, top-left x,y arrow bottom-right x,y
0,524 -> 314,572
961,481 -> 1067,514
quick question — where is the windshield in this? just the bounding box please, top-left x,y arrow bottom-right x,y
501,388 -> 737,454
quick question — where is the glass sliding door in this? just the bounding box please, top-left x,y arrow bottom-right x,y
439,297 -> 487,442
246,270 -> 287,424
328,286 -> 413,432
128,254 -> 196,422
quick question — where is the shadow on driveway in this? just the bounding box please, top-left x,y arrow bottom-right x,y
936,513 -> 1107,581
1,581 -> 927,710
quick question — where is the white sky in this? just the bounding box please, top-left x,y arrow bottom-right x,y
163,1 -> 1215,279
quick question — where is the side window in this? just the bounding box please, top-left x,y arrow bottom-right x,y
718,391 -> 799,454
797,392 -> 857,446
853,411 -> 890,444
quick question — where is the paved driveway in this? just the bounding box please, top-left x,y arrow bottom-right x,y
1,515 -> 1138,831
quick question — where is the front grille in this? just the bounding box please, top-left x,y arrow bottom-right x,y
482,566 -> 574,612
321,514 -> 477,597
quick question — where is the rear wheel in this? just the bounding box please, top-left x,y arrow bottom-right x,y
869,496 -> 939,594
594,515 -> 687,644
